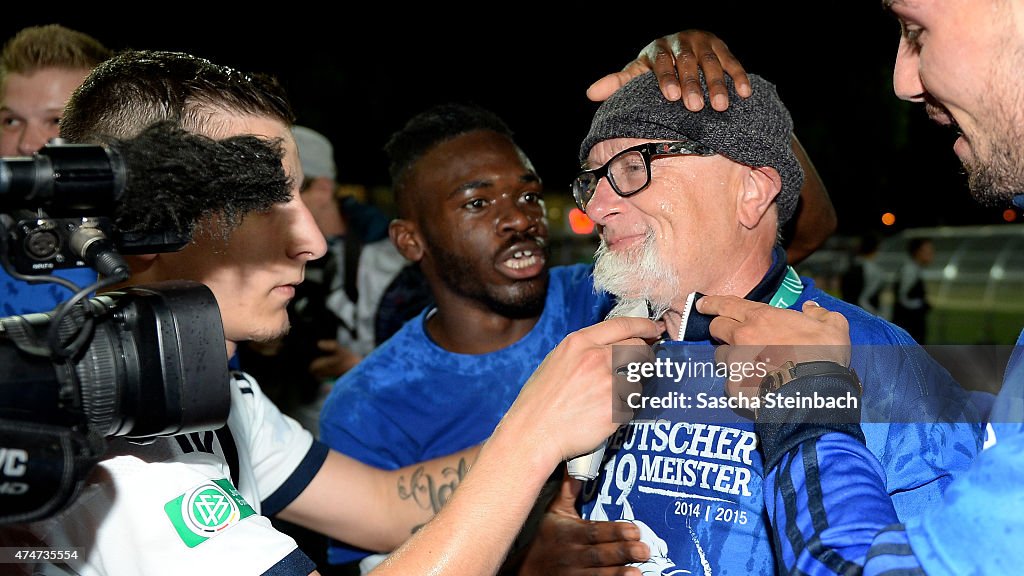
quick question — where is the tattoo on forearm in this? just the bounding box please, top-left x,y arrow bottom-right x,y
397,458 -> 469,534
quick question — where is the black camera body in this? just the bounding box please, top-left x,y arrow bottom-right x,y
0,281 -> 230,524
1,140 -> 192,277
7,216 -> 113,274
0,141 -> 230,525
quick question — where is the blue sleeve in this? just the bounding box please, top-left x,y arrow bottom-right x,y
767,428 -> 1024,575
319,376 -> 410,469
319,403 -> 409,469
318,357 -> 413,564
901,432 -> 1024,574
841,310 -> 985,518
765,410 -> 1024,576
764,430 -> 911,575
319,323 -> 422,469
764,333 -> 1024,575
754,372 -> 900,573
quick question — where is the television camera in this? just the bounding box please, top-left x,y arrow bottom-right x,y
0,125 -> 288,525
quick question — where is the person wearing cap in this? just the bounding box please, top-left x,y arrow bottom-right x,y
684,1 -> 1024,572
318,31 -> 848,572
568,70 -> 984,574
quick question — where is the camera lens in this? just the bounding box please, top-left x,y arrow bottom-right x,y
0,281 -> 230,439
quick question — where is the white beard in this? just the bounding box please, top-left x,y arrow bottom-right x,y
592,231 -> 678,321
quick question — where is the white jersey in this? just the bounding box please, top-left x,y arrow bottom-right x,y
8,372 -> 326,576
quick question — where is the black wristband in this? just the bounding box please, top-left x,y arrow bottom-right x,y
758,369 -> 863,425
758,419 -> 867,474
755,372 -> 865,473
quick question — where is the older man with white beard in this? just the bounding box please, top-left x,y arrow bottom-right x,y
569,70 -> 985,575
688,2 -> 1024,573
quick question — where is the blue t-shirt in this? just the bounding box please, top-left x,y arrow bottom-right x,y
1,267 -> 98,316
319,263 -> 613,564
577,276 -> 984,576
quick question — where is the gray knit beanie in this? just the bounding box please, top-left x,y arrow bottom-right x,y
579,71 -> 802,225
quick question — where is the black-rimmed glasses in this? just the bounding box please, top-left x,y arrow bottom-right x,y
572,140 -> 716,211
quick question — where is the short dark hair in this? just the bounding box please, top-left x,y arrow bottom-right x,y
60,50 -> 294,143
384,102 -> 513,216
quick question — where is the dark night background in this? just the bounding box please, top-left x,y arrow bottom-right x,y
4,5 -> 1012,235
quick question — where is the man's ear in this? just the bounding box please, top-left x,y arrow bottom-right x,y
737,166 -> 782,229
389,219 -> 424,262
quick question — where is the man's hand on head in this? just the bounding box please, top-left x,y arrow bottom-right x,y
587,29 -> 752,111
